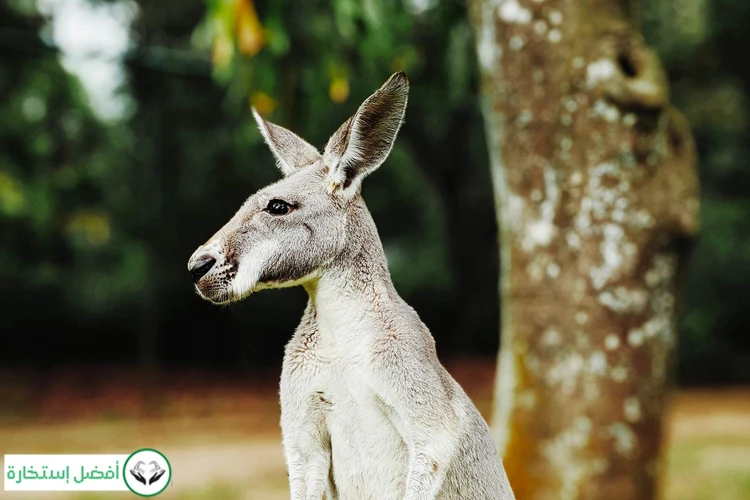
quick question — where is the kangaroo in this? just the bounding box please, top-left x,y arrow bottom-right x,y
187,72 -> 515,500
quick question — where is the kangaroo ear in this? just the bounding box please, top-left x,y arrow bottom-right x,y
252,108 -> 322,177
323,72 -> 409,196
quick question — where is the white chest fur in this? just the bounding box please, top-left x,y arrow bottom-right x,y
281,320 -> 408,499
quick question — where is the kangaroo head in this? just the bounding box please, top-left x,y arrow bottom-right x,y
187,72 -> 409,304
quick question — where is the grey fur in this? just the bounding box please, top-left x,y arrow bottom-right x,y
188,72 -> 515,500
253,108 -> 322,176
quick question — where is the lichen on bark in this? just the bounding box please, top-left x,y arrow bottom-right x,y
468,0 -> 700,498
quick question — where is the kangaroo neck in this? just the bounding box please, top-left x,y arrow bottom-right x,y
303,202 -> 398,347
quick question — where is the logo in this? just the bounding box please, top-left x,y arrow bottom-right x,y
123,449 -> 171,497
4,454 -> 127,492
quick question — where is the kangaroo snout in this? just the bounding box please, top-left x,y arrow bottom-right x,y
187,239 -> 239,304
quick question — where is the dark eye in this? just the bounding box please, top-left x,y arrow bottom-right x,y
266,199 -> 291,215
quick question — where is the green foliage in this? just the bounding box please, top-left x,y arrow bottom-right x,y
0,29 -> 133,317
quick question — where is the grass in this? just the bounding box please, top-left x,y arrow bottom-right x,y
664,436 -> 750,500
661,390 -> 750,500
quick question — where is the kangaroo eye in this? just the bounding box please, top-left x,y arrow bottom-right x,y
266,199 -> 291,215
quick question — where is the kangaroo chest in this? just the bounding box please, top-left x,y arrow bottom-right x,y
281,326 -> 409,498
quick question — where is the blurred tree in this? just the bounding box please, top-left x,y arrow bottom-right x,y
469,0 -> 699,498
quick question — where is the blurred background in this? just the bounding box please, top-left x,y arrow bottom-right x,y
0,0 -> 748,499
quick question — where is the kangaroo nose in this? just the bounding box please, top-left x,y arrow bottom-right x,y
189,255 -> 216,283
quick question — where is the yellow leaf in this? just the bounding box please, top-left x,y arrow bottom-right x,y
392,56 -> 407,72
0,172 -> 26,216
250,91 -> 277,115
212,34 -> 235,69
329,76 -> 350,104
236,0 -> 264,57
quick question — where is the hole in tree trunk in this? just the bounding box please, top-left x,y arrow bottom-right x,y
668,116 -> 684,155
618,52 -> 638,78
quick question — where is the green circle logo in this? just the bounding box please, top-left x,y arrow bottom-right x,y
122,448 -> 171,497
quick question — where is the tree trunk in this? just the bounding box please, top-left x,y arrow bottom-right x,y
468,1 -> 700,498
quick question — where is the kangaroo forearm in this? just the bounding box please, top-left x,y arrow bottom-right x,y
303,452 -> 330,500
285,444 -> 330,500
403,473 -> 445,499
286,449 -> 307,500
402,451 -> 450,500
286,461 -> 329,500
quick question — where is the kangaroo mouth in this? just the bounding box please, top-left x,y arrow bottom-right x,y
194,284 -> 234,305
193,268 -> 238,305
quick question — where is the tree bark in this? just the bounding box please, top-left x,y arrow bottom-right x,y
468,1 -> 700,498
